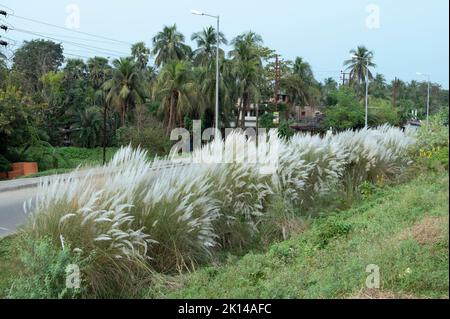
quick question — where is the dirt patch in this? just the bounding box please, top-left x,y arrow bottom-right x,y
398,216 -> 448,245
350,288 -> 419,299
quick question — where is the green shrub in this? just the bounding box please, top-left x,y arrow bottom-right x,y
278,121 -> 294,139
259,112 -> 274,129
115,125 -> 171,157
415,114 -> 449,152
8,146 -> 119,172
0,154 -> 11,172
419,146 -> 449,172
8,237 -> 83,299
310,216 -> 353,249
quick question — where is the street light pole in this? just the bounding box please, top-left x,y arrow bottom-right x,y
351,54 -> 370,128
416,72 -> 431,124
365,59 -> 369,128
215,15 -> 220,132
191,9 -> 220,134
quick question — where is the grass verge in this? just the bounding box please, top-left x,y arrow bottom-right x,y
146,171 -> 449,299
0,236 -> 17,298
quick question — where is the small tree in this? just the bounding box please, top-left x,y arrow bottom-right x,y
321,87 -> 365,131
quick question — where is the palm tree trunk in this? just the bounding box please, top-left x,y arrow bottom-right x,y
121,103 -> 126,127
240,92 -> 249,130
167,92 -> 178,134
102,103 -> 107,165
236,99 -> 243,128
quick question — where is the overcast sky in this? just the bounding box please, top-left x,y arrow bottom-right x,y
1,0 -> 449,88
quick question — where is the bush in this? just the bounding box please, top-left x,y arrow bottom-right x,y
8,146 -> 119,172
0,154 -> 11,172
321,87 -> 365,131
414,114 -> 449,152
418,146 -> 449,172
278,121 -> 294,139
310,216 -> 353,249
369,98 -> 400,126
259,112 -> 274,129
8,237 -> 82,299
116,124 -> 171,157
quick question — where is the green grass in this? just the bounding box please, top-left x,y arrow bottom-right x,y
36,147 -> 119,171
146,171 -> 449,299
0,236 -> 17,298
9,147 -> 119,179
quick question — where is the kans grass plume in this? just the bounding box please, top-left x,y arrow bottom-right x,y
19,125 -> 415,296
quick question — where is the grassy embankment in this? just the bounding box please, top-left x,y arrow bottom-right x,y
0,121 -> 448,299
146,170 -> 449,299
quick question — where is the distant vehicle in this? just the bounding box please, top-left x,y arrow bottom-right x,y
402,119 -> 421,132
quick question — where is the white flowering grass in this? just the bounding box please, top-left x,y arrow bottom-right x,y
19,125 -> 415,296
333,126 -> 415,193
22,167 -> 152,297
134,163 -> 220,272
288,133 -> 349,207
188,131 -> 274,247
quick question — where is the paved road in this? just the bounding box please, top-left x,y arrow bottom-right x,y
0,159 -> 191,238
0,187 -> 37,237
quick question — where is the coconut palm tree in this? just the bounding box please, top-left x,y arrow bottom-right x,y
193,57 -> 235,128
293,57 -> 315,82
370,73 -> 388,99
152,24 -> 192,67
87,57 -> 111,91
191,26 -> 227,66
154,60 -> 196,133
229,32 -> 264,128
102,57 -> 147,126
74,106 -> 102,148
131,42 -> 151,70
390,77 -> 406,108
87,57 -> 112,162
344,46 -> 376,84
280,57 -> 319,120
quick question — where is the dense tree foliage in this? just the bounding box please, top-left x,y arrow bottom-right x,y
0,33 -> 448,172
12,40 -> 64,96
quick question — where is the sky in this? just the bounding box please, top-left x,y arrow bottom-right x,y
1,0 -> 449,88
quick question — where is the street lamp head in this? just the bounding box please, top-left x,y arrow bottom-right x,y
416,72 -> 430,79
191,9 -> 203,16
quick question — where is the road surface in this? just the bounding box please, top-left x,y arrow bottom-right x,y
0,159 -> 190,237
0,187 -> 37,237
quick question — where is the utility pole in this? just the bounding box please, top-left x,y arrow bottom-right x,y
364,60 -> 369,128
215,15 -> 220,134
274,54 -> 281,104
392,77 -> 399,109
340,71 -> 350,86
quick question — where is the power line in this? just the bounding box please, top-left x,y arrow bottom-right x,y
12,28 -> 129,57
9,13 -> 133,46
9,28 -> 130,47
63,52 -> 93,60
